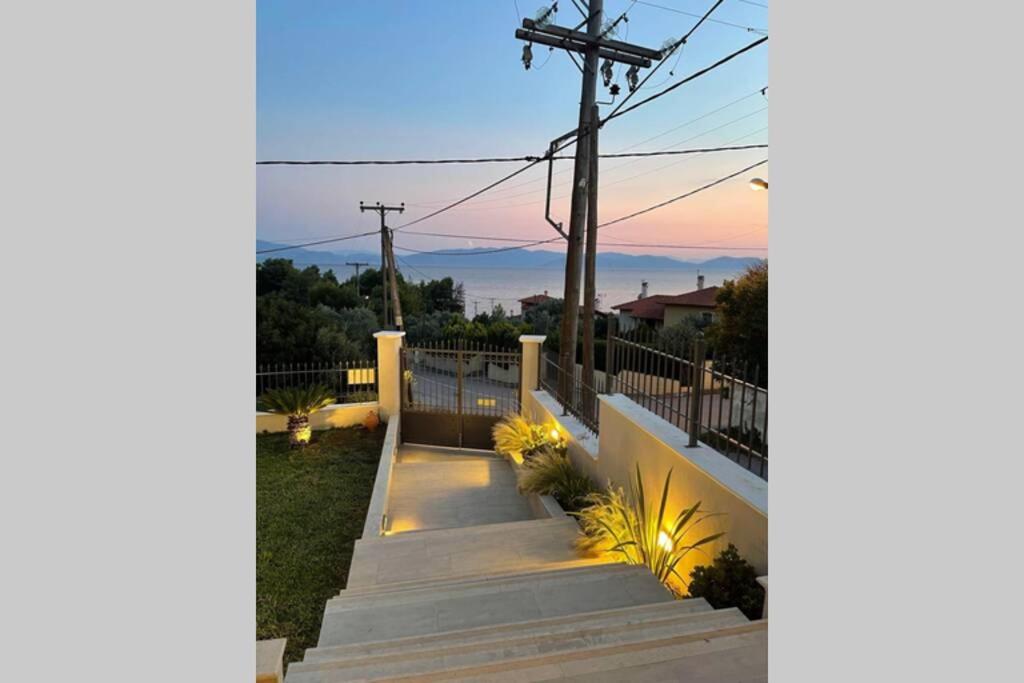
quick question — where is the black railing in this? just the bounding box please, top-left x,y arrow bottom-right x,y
537,323 -> 767,478
606,325 -> 767,479
539,352 -> 601,436
256,359 -> 379,407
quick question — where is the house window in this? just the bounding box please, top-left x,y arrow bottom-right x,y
701,312 -> 713,324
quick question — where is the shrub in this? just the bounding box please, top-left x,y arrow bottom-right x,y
492,414 -> 549,461
687,544 -> 765,620
517,447 -> 597,512
258,385 -> 335,447
574,465 -> 724,596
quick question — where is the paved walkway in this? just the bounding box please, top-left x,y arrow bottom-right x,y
385,444 -> 537,535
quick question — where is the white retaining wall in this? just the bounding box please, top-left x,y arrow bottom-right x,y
256,401 -> 378,433
523,389 -> 767,576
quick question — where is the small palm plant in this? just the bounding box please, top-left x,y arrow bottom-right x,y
491,414 -> 549,462
258,384 -> 335,447
517,447 -> 597,512
574,464 -> 724,596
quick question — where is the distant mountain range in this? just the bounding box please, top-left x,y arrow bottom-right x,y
256,240 -> 762,272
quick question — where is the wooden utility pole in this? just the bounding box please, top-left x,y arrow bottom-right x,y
359,201 -> 404,328
346,261 -> 369,303
581,103 -> 599,421
383,229 -> 404,330
515,2 -> 662,402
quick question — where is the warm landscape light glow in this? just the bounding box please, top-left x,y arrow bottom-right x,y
749,177 -> 769,191
657,530 -> 674,552
549,428 -> 560,440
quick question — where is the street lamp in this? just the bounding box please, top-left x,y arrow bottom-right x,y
749,177 -> 769,191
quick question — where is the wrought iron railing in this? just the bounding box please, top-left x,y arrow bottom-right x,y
256,359 -> 379,406
607,326 -> 767,479
539,352 -> 601,436
539,324 -> 767,479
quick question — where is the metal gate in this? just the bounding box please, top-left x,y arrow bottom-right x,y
401,340 -> 521,449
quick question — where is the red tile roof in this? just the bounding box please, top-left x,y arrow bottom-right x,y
661,285 -> 720,308
519,293 -> 554,305
611,294 -> 676,320
612,286 -> 720,321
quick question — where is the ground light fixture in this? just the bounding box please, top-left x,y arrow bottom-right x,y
749,177 -> 769,191
657,530 -> 674,552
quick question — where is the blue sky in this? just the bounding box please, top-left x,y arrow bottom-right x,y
257,0 -> 768,257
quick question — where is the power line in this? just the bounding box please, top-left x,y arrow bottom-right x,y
634,1 -> 767,34
596,0 -> 728,125
605,35 -> 768,124
598,158 -> 768,228
256,230 -> 379,254
256,143 -> 765,168
738,0 -> 768,8
410,86 -> 766,205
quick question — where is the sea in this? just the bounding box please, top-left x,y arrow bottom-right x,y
309,263 -> 750,315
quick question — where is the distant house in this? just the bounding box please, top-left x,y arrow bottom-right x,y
612,276 -> 720,331
519,291 -> 553,315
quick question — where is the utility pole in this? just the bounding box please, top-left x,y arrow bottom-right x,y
383,228 -> 404,330
581,103 -> 599,421
359,201 -> 404,328
515,1 -> 662,402
345,261 -> 369,303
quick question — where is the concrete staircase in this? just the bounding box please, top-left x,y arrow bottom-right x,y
286,514 -> 766,681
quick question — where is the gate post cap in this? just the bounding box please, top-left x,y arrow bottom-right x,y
373,330 -> 406,339
519,335 -> 547,344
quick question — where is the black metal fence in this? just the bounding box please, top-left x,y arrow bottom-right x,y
539,323 -> 768,479
256,359 -> 379,406
539,352 -> 601,435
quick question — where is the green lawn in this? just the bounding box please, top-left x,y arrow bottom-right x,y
257,426 -> 384,665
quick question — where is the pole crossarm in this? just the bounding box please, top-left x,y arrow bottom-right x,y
521,18 -> 663,61
516,29 -> 652,67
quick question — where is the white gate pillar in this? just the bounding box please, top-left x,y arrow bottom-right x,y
518,335 -> 547,412
374,331 -> 405,421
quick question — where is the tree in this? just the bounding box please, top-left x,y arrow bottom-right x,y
706,261 -> 768,382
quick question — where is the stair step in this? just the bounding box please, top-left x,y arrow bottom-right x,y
439,622 -> 768,683
287,621 -> 766,683
360,517 -> 574,547
305,598 -> 715,663
316,564 -> 674,649
347,518 -> 587,589
291,603 -> 738,680
331,562 -> 634,606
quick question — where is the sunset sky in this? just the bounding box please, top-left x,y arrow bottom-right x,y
256,0 -> 768,259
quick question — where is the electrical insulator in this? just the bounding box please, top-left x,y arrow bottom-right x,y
601,58 -> 613,87
522,43 -> 533,70
626,65 -> 639,92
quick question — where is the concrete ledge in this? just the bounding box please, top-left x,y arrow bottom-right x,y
757,576 -> 768,619
362,416 -> 400,539
256,638 -> 286,683
256,401 -> 378,434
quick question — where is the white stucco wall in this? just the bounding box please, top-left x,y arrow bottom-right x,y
524,389 -> 767,576
256,401 -> 379,433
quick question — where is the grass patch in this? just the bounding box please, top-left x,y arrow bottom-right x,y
257,426 -> 384,665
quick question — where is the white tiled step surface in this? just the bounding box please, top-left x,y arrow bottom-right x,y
288,621 -> 766,683
316,565 -> 674,648
288,603 -> 743,681
304,598 -> 715,663
330,562 -> 636,606
346,518 -> 592,590
430,623 -> 768,683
